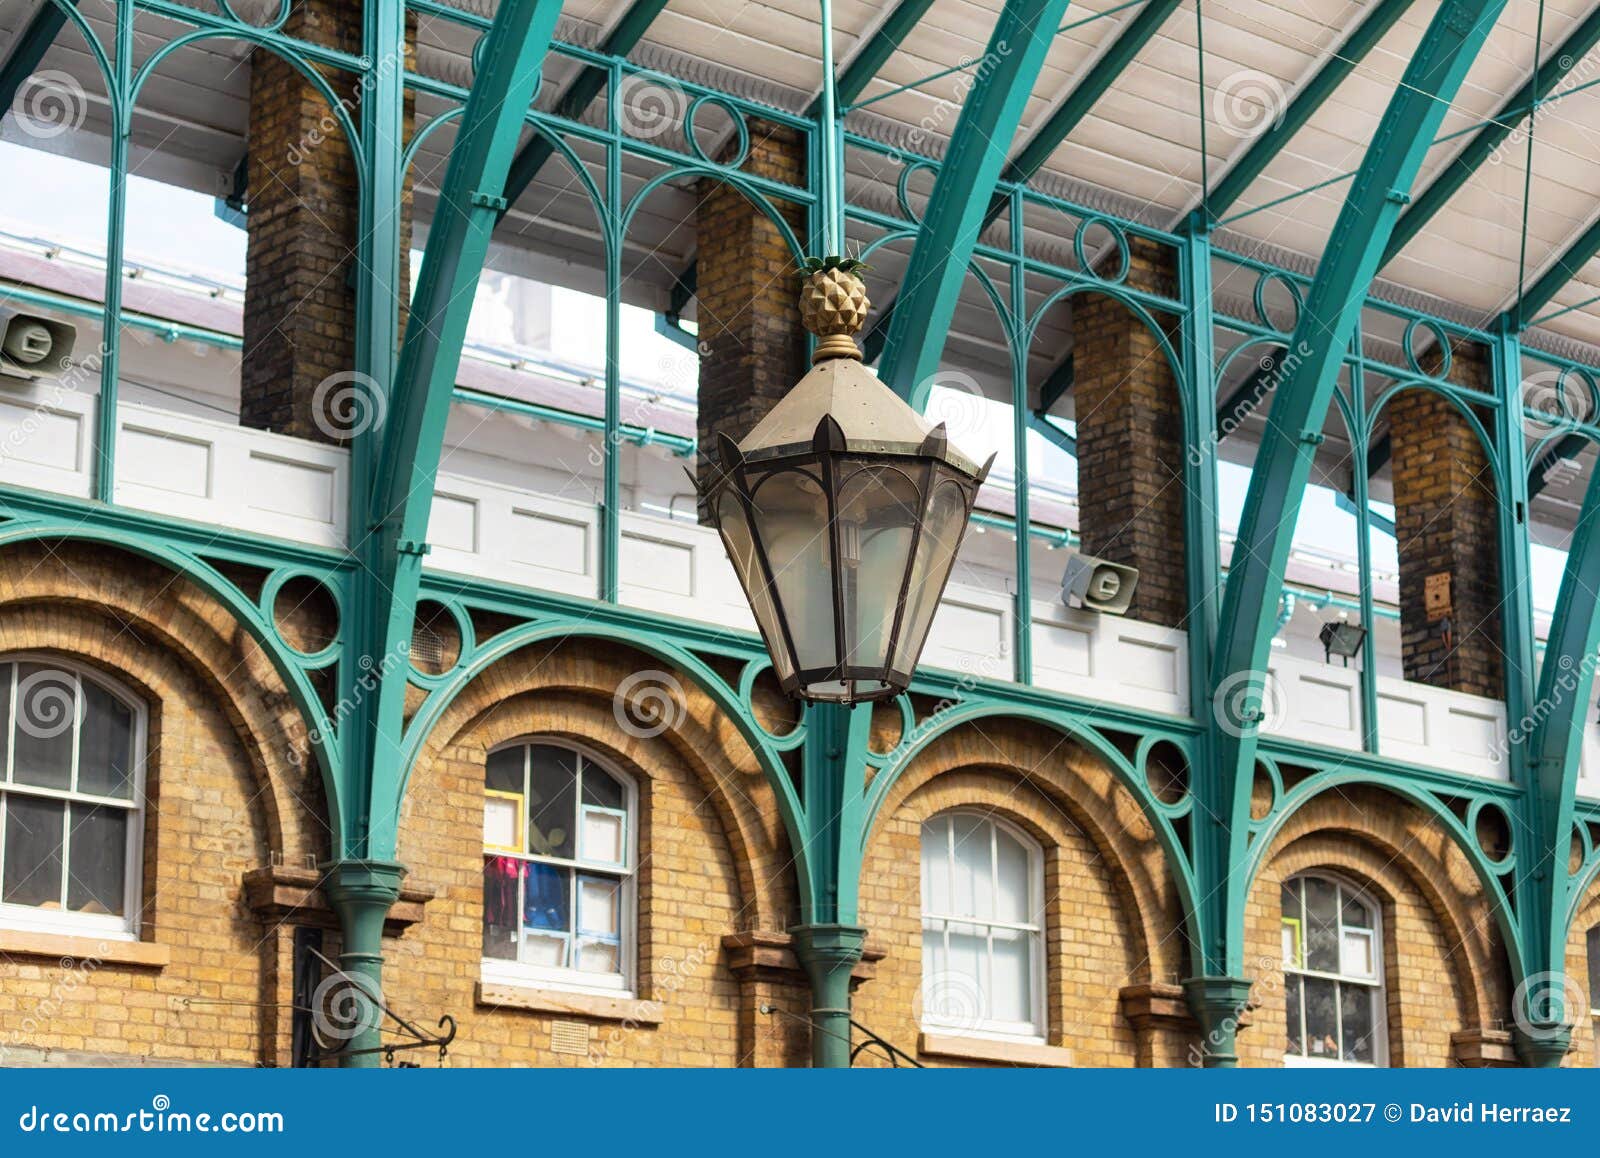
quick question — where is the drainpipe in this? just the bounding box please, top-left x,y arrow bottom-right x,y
320,859 -> 407,1068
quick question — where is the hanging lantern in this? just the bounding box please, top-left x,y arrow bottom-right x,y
700,260 -> 993,703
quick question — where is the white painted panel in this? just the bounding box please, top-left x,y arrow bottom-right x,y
1446,706 -> 1500,759
430,492 -> 478,554
121,425 -> 212,497
1118,633 -> 1178,695
923,596 -> 1008,672
509,507 -> 591,575
1295,673 -> 1356,732
621,531 -> 694,596
1379,693 -> 1428,747
247,452 -> 337,525
0,397 -> 83,473
1032,617 -> 1093,678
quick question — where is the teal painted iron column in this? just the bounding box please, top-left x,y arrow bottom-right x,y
1516,435 -> 1600,1065
1183,976 -> 1254,1068
877,0 -> 1074,407
358,0 -> 565,862
1204,0 -> 1510,983
321,858 -> 407,1068
789,701 -> 872,1066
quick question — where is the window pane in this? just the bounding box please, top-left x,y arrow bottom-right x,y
1340,887 -> 1372,930
522,932 -> 568,967
1281,917 -> 1302,969
66,804 -> 127,915
1340,928 -> 1375,979
921,819 -> 949,914
577,874 -> 620,937
946,921 -> 987,1018
483,794 -> 521,851
1285,974 -> 1304,1057
1341,983 -> 1377,1063
3,793 -> 64,907
1302,976 -> 1339,1060
949,814 -> 991,920
1588,927 -> 1600,1011
580,807 -> 624,865
522,862 -> 571,933
990,927 -> 1032,1025
78,682 -> 133,798
12,664 -> 76,791
486,747 -> 523,794
481,857 -> 519,960
993,825 -> 1030,925
1303,877 -> 1340,972
922,923 -> 947,979
527,748 -> 577,859
577,939 -> 619,974
0,663 -> 11,777
581,763 -> 625,811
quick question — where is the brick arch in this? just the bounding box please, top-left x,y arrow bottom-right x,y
403,637 -> 795,931
0,540 -> 321,863
852,721 -> 1187,1067
1561,878 -> 1600,1067
1243,785 -> 1512,1068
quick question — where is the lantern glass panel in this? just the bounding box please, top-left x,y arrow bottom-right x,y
836,462 -> 922,672
749,467 -> 837,675
715,488 -> 795,683
893,477 -> 972,675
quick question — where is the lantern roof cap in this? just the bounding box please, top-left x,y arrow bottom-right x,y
734,356 -> 987,479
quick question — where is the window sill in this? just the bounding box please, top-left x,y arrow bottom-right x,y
476,981 -> 663,1025
918,1031 -> 1073,1068
0,928 -> 169,970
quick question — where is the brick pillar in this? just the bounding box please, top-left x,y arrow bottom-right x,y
1388,343 -> 1503,697
694,124 -> 807,517
1071,239 -> 1187,627
242,1 -> 412,442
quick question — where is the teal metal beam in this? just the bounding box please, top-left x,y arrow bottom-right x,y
1000,0 -> 1180,191
1038,352 -> 1074,413
0,0 -> 76,116
1205,0 -> 1511,981
500,0 -> 669,211
1028,410 -> 1076,456
878,0 -> 1075,406
360,0 -> 565,863
1205,0 -> 1416,221
816,0 -> 938,115
1508,212 -> 1600,328
1522,450 -> 1600,1061
1384,2 -> 1600,268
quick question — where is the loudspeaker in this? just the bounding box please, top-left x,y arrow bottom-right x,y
1060,552 -> 1139,615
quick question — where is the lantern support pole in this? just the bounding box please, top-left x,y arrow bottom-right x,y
789,700 -> 872,1067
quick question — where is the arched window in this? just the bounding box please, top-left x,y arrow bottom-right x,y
1281,873 -> 1385,1066
481,741 -> 636,993
920,811 -> 1044,1040
0,658 -> 145,938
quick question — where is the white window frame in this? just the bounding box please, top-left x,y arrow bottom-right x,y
0,655 -> 147,941
479,740 -> 638,998
919,810 -> 1047,1043
1281,872 -> 1387,1068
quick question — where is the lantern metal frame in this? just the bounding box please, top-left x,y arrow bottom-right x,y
704,403 -> 990,703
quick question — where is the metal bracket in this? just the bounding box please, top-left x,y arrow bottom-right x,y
396,539 -> 432,557
470,191 -> 509,211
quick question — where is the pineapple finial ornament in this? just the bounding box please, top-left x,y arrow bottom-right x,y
798,256 -> 871,363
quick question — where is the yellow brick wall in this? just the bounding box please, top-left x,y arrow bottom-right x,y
0,543 -> 324,1066
0,545 -> 1574,1068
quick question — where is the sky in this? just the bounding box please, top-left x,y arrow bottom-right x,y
0,139 -> 1567,613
